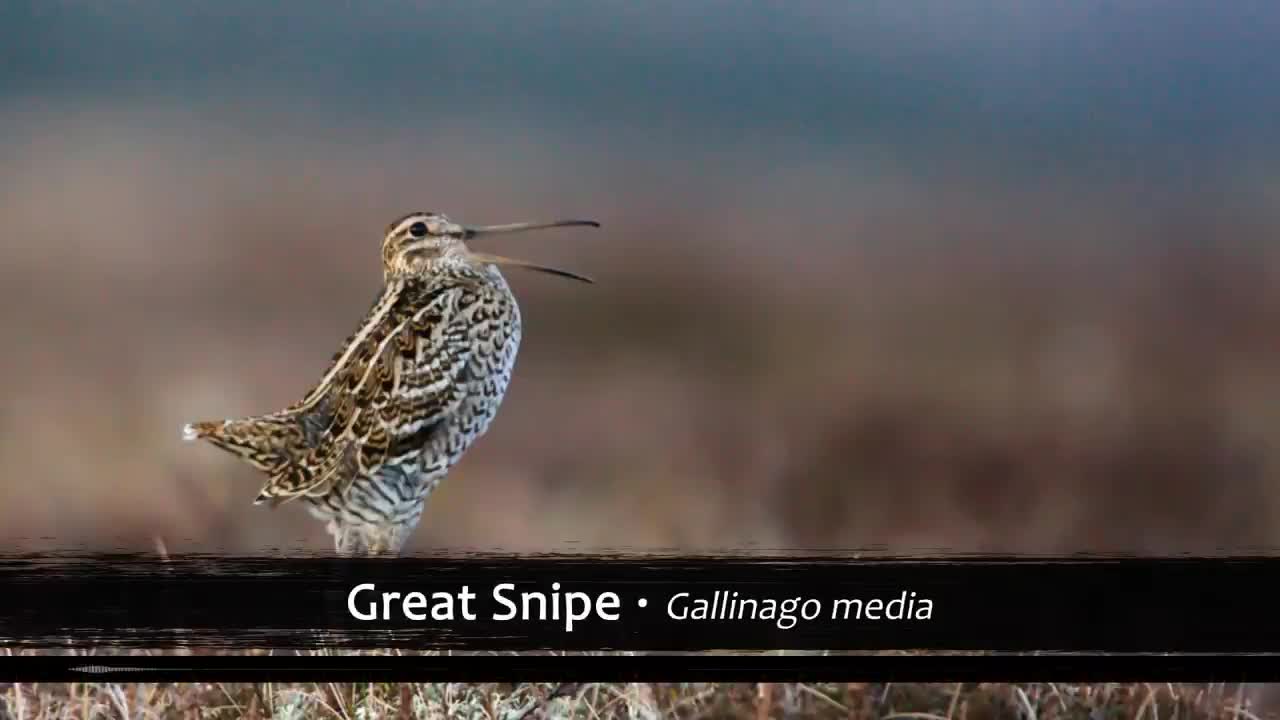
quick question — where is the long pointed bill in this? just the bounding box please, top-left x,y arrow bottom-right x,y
463,219 -> 600,238
468,251 -> 595,283
462,218 -> 598,283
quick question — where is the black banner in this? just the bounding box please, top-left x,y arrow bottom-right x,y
2,654 -> 1279,683
0,554 -> 1275,652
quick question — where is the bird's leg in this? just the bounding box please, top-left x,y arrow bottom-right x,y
389,525 -> 413,555
370,523 -> 417,557
330,523 -> 369,557
326,518 -> 342,551
330,522 -> 410,557
367,534 -> 392,556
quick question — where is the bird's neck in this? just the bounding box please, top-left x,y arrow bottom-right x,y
387,261 -> 512,295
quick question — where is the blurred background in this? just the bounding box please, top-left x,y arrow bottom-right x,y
3,1 -> 1280,554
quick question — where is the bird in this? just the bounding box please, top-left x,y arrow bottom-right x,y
183,211 -> 598,555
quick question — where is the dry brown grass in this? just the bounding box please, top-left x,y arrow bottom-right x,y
3,676 -> 1274,719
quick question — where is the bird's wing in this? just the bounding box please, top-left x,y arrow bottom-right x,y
256,281 -> 475,504
183,285 -> 413,474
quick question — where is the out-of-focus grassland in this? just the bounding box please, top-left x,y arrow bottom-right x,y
4,106 -> 1280,555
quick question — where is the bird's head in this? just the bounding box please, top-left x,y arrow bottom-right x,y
380,211 -> 599,283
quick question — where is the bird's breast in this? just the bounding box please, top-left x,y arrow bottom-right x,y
424,286 -> 522,468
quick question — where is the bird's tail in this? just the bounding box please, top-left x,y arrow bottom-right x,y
182,415 -> 298,476
184,414 -> 341,507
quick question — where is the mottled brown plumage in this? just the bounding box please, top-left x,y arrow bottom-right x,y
185,212 -> 598,555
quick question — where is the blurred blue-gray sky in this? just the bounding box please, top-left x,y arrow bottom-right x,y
6,1 -> 1278,193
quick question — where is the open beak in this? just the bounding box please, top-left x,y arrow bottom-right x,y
462,220 -> 599,283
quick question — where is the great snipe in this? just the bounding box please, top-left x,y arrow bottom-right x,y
184,212 -> 598,555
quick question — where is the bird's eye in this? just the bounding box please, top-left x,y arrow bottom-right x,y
408,222 -> 428,238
